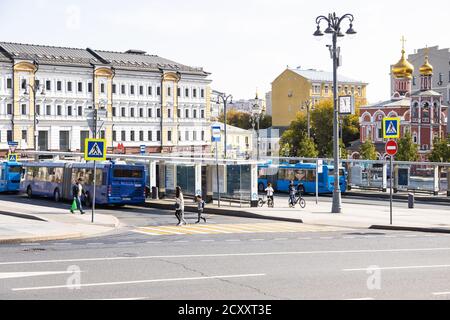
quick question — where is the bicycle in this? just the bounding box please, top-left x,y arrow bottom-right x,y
289,192 -> 306,209
258,194 -> 274,208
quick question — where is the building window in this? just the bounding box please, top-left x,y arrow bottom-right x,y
201,109 -> 205,118
157,86 -> 161,96
78,106 -> 83,116
46,80 -> 51,91
201,89 -> 205,98
193,131 -> 197,140
130,131 -> 135,141
121,85 -> 126,94
36,105 -> 40,115
100,83 -> 105,93
46,105 -> 51,115
177,108 -> 181,118
6,78 -> 12,89
167,130 -> 172,142
67,106 -> 72,116
148,86 -> 152,95
112,131 -> 117,142
177,88 -> 181,97
67,81 -> 73,92
21,79 -> 27,90
7,104 -> 12,115
21,104 -> 27,115
78,82 -> 83,92
168,109 -> 171,118
185,88 -> 189,97
139,131 -> 144,141
148,131 -> 152,141
201,130 -> 205,140
139,86 -> 144,95
148,108 -> 152,118
185,109 -> 189,118
130,108 -> 135,117
57,81 -> 62,91
22,130 -> 27,142
139,108 -> 143,118
112,107 -> 116,117
7,130 -> 12,142
121,108 -> 126,117
167,87 -> 171,97
193,89 -> 197,98
88,82 -> 93,93
57,105 -> 62,116
112,84 -> 116,94
185,131 -> 189,141
156,130 -> 161,141
121,131 -> 126,141
130,85 -> 135,95
193,110 -> 197,118
157,108 -> 161,118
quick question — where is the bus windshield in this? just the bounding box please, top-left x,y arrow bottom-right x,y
113,168 -> 143,179
8,166 -> 22,173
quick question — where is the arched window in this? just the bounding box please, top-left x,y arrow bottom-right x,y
422,102 -> 430,122
412,102 -> 419,118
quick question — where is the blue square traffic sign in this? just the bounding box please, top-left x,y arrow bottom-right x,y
84,139 -> 106,161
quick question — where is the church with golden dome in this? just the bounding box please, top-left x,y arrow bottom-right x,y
355,41 -> 448,161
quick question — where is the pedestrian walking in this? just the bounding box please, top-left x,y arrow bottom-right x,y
195,195 -> 207,223
289,180 -> 296,208
265,183 -> 274,207
175,186 -> 187,226
71,178 -> 85,214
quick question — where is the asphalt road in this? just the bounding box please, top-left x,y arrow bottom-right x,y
1,195 -> 450,300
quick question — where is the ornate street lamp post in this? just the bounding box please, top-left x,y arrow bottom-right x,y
217,93 -> 233,159
313,12 -> 356,213
250,93 -> 264,160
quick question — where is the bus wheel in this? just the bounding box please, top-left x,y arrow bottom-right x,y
26,186 -> 33,198
54,189 -> 61,202
258,183 -> 265,192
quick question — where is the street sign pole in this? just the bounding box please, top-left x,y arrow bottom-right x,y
390,155 -> 393,225
216,140 -> 220,208
316,159 -> 319,205
385,139 -> 398,226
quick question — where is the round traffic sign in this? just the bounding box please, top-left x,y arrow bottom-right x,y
385,140 -> 398,156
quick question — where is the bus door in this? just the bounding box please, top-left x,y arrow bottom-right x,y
62,164 -> 73,201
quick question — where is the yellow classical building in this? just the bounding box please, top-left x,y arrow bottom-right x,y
271,68 -> 368,130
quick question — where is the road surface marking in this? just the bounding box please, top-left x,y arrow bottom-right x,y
432,292 -> 450,296
297,237 -> 312,240
53,243 -> 72,246
225,239 -> 241,242
146,241 -> 162,244
86,243 -> 104,246
346,297 -> 375,300
404,235 -> 418,237
201,240 -> 215,242
12,273 -> 266,291
3,247 -> 450,266
117,242 -> 134,245
320,237 -> 333,240
250,239 -> 265,241
344,264 -> 450,272
274,238 -> 288,241
343,236 -> 355,239
139,226 -> 185,235
0,271 -> 80,280
174,241 -> 189,243
20,243 -> 40,246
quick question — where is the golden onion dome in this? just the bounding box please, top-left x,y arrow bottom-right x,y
419,54 -> 433,76
392,49 -> 414,79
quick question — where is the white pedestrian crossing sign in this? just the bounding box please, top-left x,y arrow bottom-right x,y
7,153 -> 17,162
84,139 -> 107,161
383,117 -> 401,139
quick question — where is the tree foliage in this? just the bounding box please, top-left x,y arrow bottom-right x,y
218,110 -> 272,130
297,137 -> 319,158
429,136 -> 450,162
396,131 -> 419,161
360,139 -> 377,160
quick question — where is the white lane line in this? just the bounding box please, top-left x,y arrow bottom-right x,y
146,241 -> 162,244
344,264 -> 450,272
225,239 -> 241,242
297,237 -> 312,240
201,240 -> 215,242
250,239 -> 265,241
432,292 -> 450,296
12,273 -> 266,291
174,241 -> 189,243
383,235 -> 397,238
0,271 -> 79,280
86,243 -> 104,246
133,230 -> 161,236
20,243 -> 40,246
343,236 -> 355,239
404,235 -> 418,238
3,247 -> 450,266
274,238 -> 288,241
53,243 -> 72,246
117,242 -> 134,245
320,237 -> 333,240
140,227 -> 185,235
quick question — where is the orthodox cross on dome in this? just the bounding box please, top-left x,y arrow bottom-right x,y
400,36 -> 407,50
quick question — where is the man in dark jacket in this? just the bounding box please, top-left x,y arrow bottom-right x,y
71,178 -> 85,214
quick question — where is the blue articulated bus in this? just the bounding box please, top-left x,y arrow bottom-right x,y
0,161 -> 22,192
257,162 -> 347,194
20,161 -> 146,206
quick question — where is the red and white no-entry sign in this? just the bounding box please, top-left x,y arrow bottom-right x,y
385,140 -> 398,156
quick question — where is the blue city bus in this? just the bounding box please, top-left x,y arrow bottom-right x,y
20,161 -> 146,205
0,161 -> 22,192
257,162 -> 347,194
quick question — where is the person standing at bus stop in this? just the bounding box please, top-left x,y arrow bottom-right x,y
71,178 -> 85,215
175,186 -> 187,226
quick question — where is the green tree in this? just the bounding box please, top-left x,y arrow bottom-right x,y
396,131 -> 419,161
360,139 -> 377,160
342,114 -> 361,146
259,114 -> 272,129
297,137 -> 319,158
279,113 -> 308,156
429,137 -> 450,162
311,100 -> 334,157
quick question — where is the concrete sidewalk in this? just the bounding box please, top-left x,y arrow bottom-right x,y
146,195 -> 450,232
0,199 -> 120,244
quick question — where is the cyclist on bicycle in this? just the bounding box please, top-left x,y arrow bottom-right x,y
288,180 -> 296,207
265,183 -> 274,207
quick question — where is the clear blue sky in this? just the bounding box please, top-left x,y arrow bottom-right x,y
1,0 -> 449,103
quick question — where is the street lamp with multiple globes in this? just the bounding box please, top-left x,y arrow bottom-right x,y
313,12 -> 356,214
249,93 -> 264,160
216,93 -> 233,159
23,81 -> 46,156
301,99 -> 313,139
